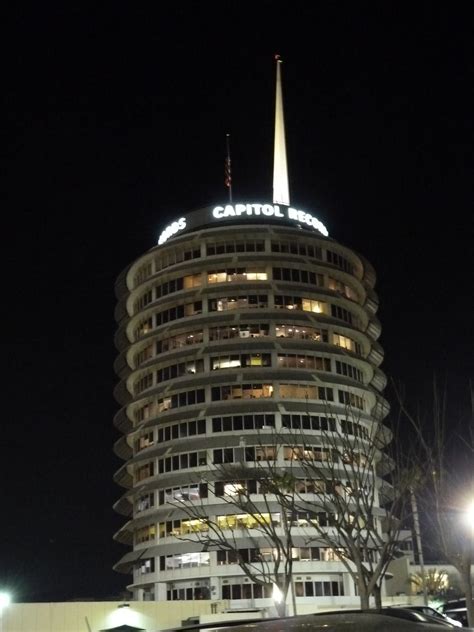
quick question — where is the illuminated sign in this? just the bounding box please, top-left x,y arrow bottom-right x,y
212,203 -> 328,236
157,203 -> 329,245
158,217 -> 186,245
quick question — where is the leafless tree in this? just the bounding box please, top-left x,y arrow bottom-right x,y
171,437 -> 300,617
277,402 -> 417,610
172,400 -> 419,613
395,379 -> 474,626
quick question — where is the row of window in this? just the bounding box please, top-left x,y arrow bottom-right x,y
134,274 -> 202,311
137,441 -> 357,482
335,360 -> 363,382
281,414 -> 337,432
153,301 -> 202,329
340,419 -> 370,440
327,250 -> 354,273
135,355 -> 364,395
295,579 -> 344,597
212,413 -> 276,433
275,269 -> 357,301
134,326 -> 361,369
135,384 -> 366,421
157,419 -> 206,443
153,388 -> 205,416
133,262 -> 153,287
158,450 -> 207,474
270,240 -> 322,259
143,476 -> 370,510
215,546 -> 345,565
134,295 -> 360,339
210,353 -> 271,371
155,359 -> 204,386
145,511 -> 338,543
209,383 -> 335,401
338,391 -> 365,410
156,330 -> 204,354
135,414 -> 367,454
328,277 -> 357,300
272,267 -> 323,286
208,268 -> 268,283
160,551 -> 209,570
206,240 -> 265,255
135,241 -> 354,289
154,246 -> 201,273
135,266 -> 358,314
135,462 -> 154,482
210,295 -> 268,311
222,582 -> 273,601
213,444 -> 334,464
149,411 -> 331,442
136,492 -> 155,512
162,579 -> 344,602
158,484 -> 207,505
166,585 -> 211,601
218,510 -> 338,529
277,354 -> 331,372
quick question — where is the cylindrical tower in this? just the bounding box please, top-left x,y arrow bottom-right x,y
113,203 -> 388,605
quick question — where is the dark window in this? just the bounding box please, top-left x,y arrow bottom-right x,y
231,585 -> 241,599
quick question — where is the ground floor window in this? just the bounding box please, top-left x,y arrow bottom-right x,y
294,579 -> 344,597
166,584 -> 210,600
222,583 -> 272,599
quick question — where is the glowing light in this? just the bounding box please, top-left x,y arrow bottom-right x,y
211,203 -> 328,236
465,501 -> 474,526
272,583 -> 283,604
0,593 -> 10,610
158,217 -> 186,245
157,203 -> 329,248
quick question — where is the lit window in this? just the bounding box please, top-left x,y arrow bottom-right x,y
224,483 -> 245,496
302,299 -> 324,313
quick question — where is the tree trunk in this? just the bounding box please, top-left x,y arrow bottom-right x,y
358,581 -> 370,610
458,566 -> 473,628
272,581 -> 290,618
373,584 -> 382,609
275,599 -> 287,618
290,578 -> 297,616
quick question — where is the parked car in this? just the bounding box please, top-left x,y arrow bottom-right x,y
440,599 -> 468,627
316,607 -> 457,628
376,608 -> 453,627
405,605 -> 463,628
163,611 -> 461,632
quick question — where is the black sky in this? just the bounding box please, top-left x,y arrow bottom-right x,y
1,4 -> 473,602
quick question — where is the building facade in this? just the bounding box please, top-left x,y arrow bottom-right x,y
113,203 -> 389,608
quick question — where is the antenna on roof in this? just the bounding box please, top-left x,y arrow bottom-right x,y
273,54 -> 290,206
225,133 -> 233,202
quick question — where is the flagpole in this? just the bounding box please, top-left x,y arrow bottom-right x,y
225,133 -> 233,202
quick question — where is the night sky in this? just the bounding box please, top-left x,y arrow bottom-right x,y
2,4 -> 473,602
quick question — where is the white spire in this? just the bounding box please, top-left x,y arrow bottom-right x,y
273,56 -> 290,206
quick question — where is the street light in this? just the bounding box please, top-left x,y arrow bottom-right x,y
465,501 -> 474,527
0,592 -> 11,632
466,501 -> 474,556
